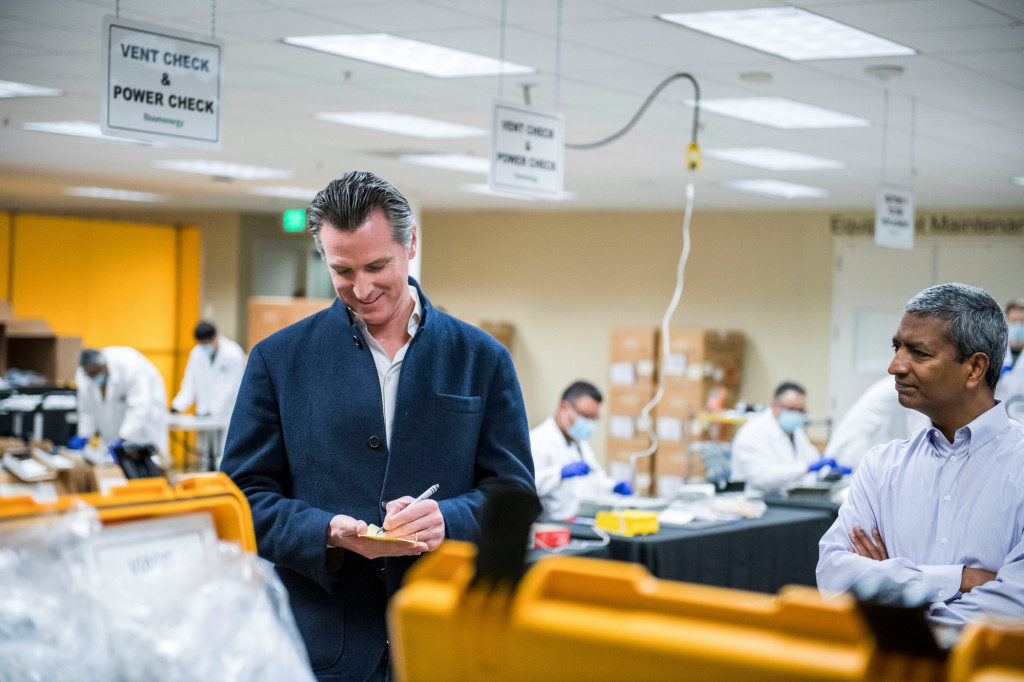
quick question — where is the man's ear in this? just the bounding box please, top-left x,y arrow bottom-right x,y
407,225 -> 418,260
964,352 -> 990,390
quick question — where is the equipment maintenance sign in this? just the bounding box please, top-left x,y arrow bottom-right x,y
489,102 -> 565,199
874,182 -> 915,250
101,16 -> 223,148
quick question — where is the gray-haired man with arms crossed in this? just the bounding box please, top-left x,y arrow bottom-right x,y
817,283 -> 1024,627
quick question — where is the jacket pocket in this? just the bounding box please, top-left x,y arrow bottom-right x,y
436,393 -> 482,413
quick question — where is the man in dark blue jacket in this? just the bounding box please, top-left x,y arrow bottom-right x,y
221,171 -> 536,682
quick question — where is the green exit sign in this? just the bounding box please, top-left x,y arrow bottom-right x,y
283,209 -> 306,232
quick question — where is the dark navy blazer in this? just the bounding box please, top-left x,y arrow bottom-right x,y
221,278 -> 535,681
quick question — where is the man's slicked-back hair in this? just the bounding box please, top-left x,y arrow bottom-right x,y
774,381 -> 806,399
905,283 -> 1007,391
306,171 -> 415,257
561,380 -> 603,404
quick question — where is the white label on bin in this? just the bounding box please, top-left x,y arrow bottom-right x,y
636,359 -> 654,377
658,476 -> 684,499
610,362 -> 635,385
686,365 -> 703,380
664,354 -> 687,376
657,417 -> 683,442
609,416 -> 635,439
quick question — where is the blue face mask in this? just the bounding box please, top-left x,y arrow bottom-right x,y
1009,323 -> 1024,345
778,410 -> 805,434
568,416 -> 597,443
92,373 -> 107,388
200,344 -> 216,360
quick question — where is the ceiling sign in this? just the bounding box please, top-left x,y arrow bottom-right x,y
101,15 -> 223,148
874,182 -> 915,250
489,101 -> 565,199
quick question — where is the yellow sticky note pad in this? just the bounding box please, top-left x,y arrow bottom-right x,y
359,524 -> 418,544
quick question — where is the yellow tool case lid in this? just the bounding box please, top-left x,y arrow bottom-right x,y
0,473 -> 256,552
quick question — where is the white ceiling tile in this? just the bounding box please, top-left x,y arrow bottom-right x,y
811,0 -> 1012,33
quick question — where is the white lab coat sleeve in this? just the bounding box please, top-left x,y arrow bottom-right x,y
75,373 -> 96,438
731,424 -> 808,492
171,352 -> 198,412
118,369 -> 163,443
825,405 -> 886,469
816,446 -> 963,602
214,347 -> 246,417
531,432 -> 564,498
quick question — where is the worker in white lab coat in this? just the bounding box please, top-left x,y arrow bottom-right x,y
730,381 -> 839,494
171,321 -> 246,420
996,299 -> 1024,423
825,375 -> 930,469
170,321 -> 246,469
531,381 -> 632,520
74,346 -> 169,459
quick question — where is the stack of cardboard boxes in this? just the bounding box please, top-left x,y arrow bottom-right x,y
605,328 -> 658,495
607,327 -> 745,497
653,328 -> 745,497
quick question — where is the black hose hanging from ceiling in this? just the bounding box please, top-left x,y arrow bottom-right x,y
565,72 -> 701,150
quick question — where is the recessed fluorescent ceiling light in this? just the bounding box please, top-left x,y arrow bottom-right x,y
22,121 -> 155,145
65,186 -> 166,202
400,154 -> 490,174
250,186 -> 319,200
722,179 -> 828,199
153,160 -> 292,180
693,97 -> 869,129
704,147 -> 844,170
284,34 -> 535,78
461,184 -> 575,201
658,7 -> 915,60
0,79 -> 62,98
316,112 -> 487,139
1012,177 -> 1024,187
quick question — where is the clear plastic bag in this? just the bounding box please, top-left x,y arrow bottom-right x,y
0,505 -> 314,682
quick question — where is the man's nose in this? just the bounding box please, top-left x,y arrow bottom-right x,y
353,272 -> 374,300
888,351 -> 908,376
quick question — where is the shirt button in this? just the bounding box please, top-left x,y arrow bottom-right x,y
950,455 -> 957,462
944,495 -> 951,502
938,589 -> 946,597
940,537 -> 948,544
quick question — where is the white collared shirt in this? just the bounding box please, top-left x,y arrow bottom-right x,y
350,286 -> 422,448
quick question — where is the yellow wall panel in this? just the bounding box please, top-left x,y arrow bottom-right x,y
0,212 -> 10,301
10,214 -> 193,411
174,226 -> 202,390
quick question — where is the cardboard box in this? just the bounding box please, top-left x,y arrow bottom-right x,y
473,321 -> 514,352
606,386 -> 655,441
660,328 -> 745,388
654,441 -> 706,484
0,470 -> 59,502
3,314 -> 82,386
609,327 -> 658,389
247,296 -> 334,352
605,437 -> 655,496
89,464 -> 128,495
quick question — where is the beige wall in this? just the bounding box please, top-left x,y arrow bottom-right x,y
421,209 -> 834,461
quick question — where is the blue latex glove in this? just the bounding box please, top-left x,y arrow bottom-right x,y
612,480 -> 633,495
807,457 -> 838,472
67,435 -> 88,450
108,438 -> 124,461
834,465 -> 853,475
560,461 -> 590,479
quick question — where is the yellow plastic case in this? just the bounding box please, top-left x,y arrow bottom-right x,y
595,509 -> 659,536
0,473 -> 256,552
389,542 -> 1024,682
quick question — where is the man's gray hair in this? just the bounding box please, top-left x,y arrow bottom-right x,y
306,171 -> 414,257
79,348 -> 106,369
905,283 -> 1007,390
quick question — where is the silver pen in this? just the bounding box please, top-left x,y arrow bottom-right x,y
382,483 -> 439,511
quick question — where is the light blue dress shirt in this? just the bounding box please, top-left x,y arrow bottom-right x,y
817,402 -> 1024,626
